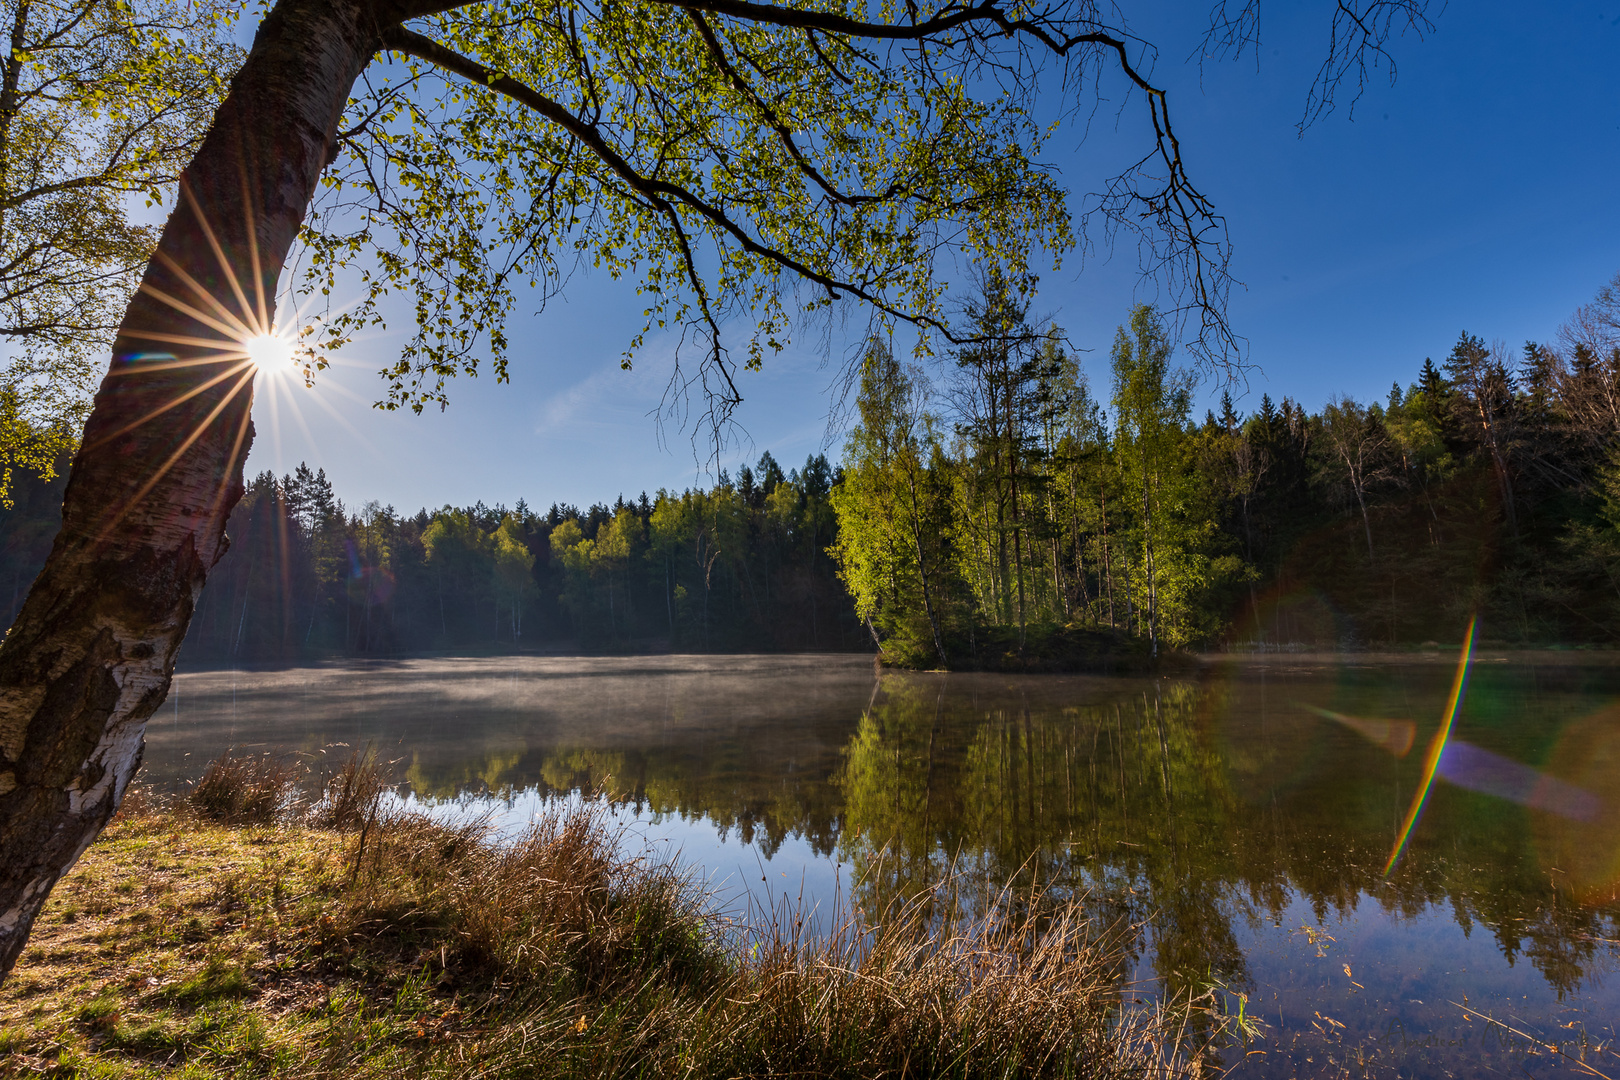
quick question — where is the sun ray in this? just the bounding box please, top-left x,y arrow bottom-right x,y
97,369 -> 257,541
263,369 -> 287,467
266,369 -> 322,454
309,374 -> 391,408
107,354 -> 247,375
298,378 -> 382,459
274,466 -> 294,643
115,330 -> 261,354
138,276 -> 254,344
180,176 -> 263,339
239,172 -> 270,335
84,360 -> 255,451
1384,617 -> 1477,876
207,398 -> 258,527
149,245 -> 260,339
283,325 -> 394,387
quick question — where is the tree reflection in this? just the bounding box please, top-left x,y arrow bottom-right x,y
835,677 -> 1250,1006
833,666 -> 1620,1004
384,661 -> 1620,1000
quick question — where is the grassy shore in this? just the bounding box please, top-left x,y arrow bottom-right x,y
0,756 -> 1195,1080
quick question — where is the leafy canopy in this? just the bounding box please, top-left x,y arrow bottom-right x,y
297,0 -> 1239,430
0,0 -> 243,499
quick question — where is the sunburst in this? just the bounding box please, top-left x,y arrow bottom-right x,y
90,163 -> 401,546
92,173 -> 329,538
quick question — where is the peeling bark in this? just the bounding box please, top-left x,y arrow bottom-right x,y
0,0 -> 389,978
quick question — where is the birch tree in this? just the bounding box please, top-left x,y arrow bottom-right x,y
1317,396 -> 1388,562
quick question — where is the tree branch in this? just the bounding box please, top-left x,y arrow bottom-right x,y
685,8 -> 902,208
381,25 -> 958,338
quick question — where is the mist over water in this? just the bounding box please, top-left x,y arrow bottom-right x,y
154,653 -> 1620,1078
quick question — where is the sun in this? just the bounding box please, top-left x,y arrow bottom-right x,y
242,332 -> 294,371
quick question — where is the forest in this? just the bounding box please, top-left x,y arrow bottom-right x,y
829,274 -> 1620,665
2,275 -> 1617,665
0,452 -> 861,662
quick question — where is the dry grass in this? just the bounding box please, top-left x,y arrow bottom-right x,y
184,745 -> 391,830
307,747 -> 388,831
0,756 -> 1201,1080
185,750 -> 301,825
688,887 -> 1159,1079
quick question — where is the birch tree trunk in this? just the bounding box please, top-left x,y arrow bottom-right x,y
0,0 -> 389,978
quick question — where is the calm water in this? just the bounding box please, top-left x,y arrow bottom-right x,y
149,653 -> 1620,1078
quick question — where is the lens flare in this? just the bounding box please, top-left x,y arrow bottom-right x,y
1304,706 -> 1416,757
1538,704 -> 1620,905
1306,702 -> 1599,821
1435,741 -> 1600,822
1384,617 -> 1475,876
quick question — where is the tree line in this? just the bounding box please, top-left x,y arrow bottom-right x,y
831,274 -> 1620,666
4,274 -> 1617,663
0,453 -> 860,662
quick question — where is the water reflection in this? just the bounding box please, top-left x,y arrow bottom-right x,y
152,653 -> 1620,1076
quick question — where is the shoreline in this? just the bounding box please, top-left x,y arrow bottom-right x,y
0,790 -> 1191,1079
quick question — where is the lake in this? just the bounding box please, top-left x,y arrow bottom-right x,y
148,652 -> 1620,1078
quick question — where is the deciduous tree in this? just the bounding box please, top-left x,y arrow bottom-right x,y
830,339 -> 950,665
0,0 -> 243,500
1110,303 -> 1201,655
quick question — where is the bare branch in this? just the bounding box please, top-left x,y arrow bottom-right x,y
1301,0 -> 1435,132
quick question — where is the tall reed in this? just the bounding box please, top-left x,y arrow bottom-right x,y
309,745 -> 389,829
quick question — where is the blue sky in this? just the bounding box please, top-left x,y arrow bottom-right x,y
244,1 -> 1620,515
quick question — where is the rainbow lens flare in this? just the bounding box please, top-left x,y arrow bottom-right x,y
1435,740 -> 1599,822
1383,618 -> 1475,876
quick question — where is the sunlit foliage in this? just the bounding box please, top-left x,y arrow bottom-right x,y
830,276 -> 1620,659
296,0 -> 1165,427
0,0 -> 244,499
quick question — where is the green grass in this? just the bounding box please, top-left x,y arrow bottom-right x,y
1,764 -> 1198,1079
162,958 -> 253,1006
